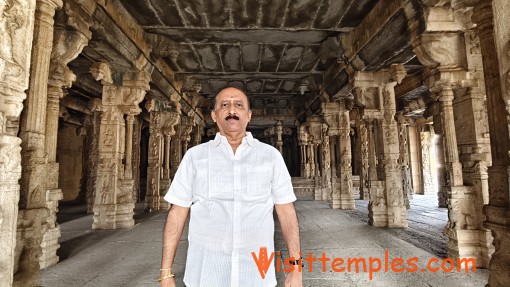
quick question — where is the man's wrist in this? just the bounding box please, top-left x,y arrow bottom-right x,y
288,256 -> 304,267
159,268 -> 175,282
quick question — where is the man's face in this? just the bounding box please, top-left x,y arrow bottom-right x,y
211,88 -> 252,136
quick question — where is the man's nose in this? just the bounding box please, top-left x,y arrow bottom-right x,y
228,104 -> 236,114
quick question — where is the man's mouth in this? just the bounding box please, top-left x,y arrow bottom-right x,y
225,115 -> 240,121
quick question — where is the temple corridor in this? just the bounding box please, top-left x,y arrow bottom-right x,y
40,196 -> 488,286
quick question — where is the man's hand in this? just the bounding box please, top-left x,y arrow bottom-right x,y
285,269 -> 303,287
159,277 -> 176,287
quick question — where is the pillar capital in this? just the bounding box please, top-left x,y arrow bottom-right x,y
36,0 -> 64,17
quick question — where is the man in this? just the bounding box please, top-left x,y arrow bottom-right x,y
160,87 -> 302,287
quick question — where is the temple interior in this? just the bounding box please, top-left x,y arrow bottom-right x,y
1,0 -> 510,286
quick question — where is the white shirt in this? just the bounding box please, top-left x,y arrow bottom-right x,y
164,132 -> 296,287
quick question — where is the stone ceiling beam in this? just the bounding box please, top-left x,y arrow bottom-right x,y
178,72 -> 322,80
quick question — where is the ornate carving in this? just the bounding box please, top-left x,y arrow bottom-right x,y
413,33 -> 460,67
0,135 -> 22,180
0,0 -> 26,80
90,62 -> 113,85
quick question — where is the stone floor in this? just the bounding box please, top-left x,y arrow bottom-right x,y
40,195 -> 488,286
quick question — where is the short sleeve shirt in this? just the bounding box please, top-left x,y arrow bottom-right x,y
164,132 -> 296,287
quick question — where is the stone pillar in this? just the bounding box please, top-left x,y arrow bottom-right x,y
163,133 -> 171,180
90,63 -> 150,229
145,111 -> 163,211
305,116 -> 322,199
86,99 -> 102,213
397,113 -> 413,209
41,1 -> 91,269
434,130 -> 447,207
337,101 -> 354,209
14,1 -> 62,285
358,119 -> 369,200
473,0 -> 510,285
0,0 -> 37,285
353,65 -> 408,228
192,124 -> 204,147
420,125 -> 435,195
276,121 -> 283,153
407,123 -> 423,194
298,125 -> 307,177
323,101 -> 354,209
157,111 -> 180,209
321,123 -> 332,201
132,117 -> 142,202
329,136 -> 337,202
124,115 -> 134,179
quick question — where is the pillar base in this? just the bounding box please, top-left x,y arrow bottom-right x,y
92,203 -> 135,229
145,195 -> 161,211
444,228 -> 492,268
484,205 -> 510,287
332,195 -> 355,210
15,208 -> 49,287
40,226 -> 61,269
369,204 -> 408,228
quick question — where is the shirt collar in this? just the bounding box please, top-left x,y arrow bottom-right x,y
213,132 -> 254,147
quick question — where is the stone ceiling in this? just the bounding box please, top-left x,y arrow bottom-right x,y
122,0 -> 377,100
65,0 -> 428,130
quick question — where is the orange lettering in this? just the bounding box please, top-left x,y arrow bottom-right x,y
251,247 -> 275,279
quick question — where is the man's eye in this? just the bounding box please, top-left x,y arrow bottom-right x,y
221,103 -> 228,107
236,103 -> 243,107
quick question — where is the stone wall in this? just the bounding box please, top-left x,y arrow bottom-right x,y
56,122 -> 83,201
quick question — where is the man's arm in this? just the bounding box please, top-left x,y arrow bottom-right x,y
275,202 -> 302,287
160,204 -> 190,286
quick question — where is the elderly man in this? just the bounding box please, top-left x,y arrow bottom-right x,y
160,87 -> 302,287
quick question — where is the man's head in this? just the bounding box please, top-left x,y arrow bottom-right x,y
211,87 -> 252,137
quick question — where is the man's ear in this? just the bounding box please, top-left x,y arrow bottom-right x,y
211,110 -> 217,122
248,110 -> 252,122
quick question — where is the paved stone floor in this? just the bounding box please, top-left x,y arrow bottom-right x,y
40,195 -> 488,286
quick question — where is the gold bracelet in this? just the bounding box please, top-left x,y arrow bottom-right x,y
158,274 -> 175,282
158,269 -> 175,282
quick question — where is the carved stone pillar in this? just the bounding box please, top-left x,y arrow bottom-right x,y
145,111 -> 162,211
420,125 -> 435,195
397,113 -> 413,209
14,1 -> 62,285
158,111 -> 180,209
353,65 -> 408,227
298,125 -> 307,177
473,0 -> 510,284
358,119 -> 370,200
434,130 -> 447,207
416,20 -> 493,263
163,133 -> 171,180
132,116 -> 142,202
407,123 -> 423,195
329,136 -> 337,202
123,115 -> 135,179
86,99 -> 102,213
323,101 -> 354,209
90,63 -> 149,229
0,0 -> 37,285
192,124 -> 204,147
305,116 -> 322,199
42,1 -> 91,270
321,123 -> 332,201
276,121 -> 283,153
337,101 -> 354,209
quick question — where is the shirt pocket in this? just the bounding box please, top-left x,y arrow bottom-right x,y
209,163 -> 233,198
246,165 -> 272,196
